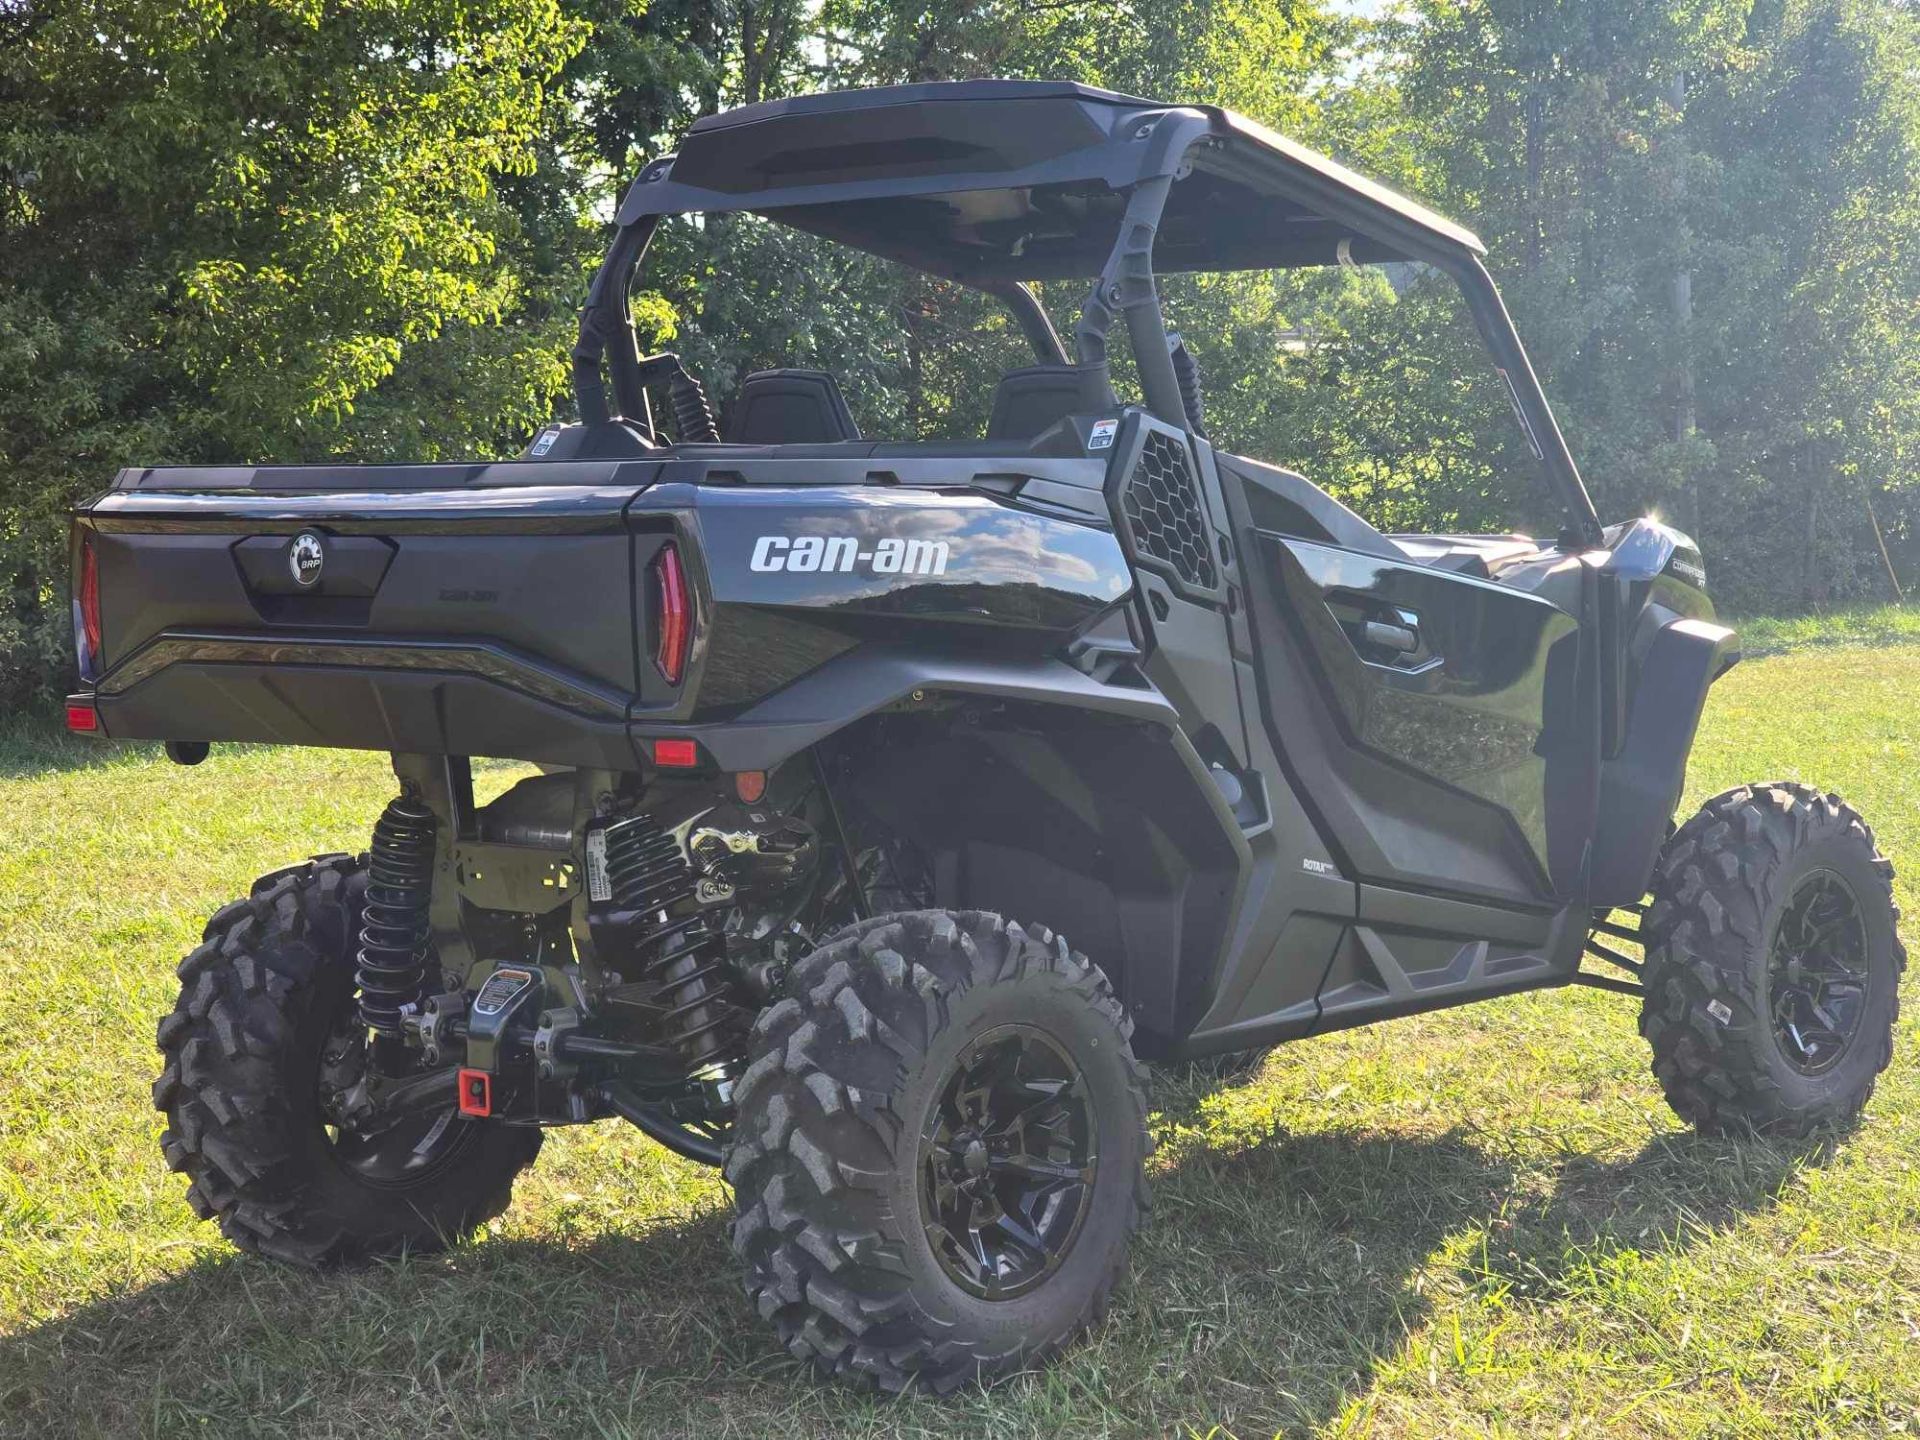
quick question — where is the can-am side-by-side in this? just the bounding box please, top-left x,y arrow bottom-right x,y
70,81 -> 1903,1393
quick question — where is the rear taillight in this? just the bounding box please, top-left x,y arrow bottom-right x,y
651,542 -> 691,685
74,530 -> 103,679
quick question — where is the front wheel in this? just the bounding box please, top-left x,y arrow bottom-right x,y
724,911 -> 1150,1394
1640,783 -> 1905,1137
154,855 -> 540,1265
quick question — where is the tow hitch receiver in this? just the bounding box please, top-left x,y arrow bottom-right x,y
458,1069 -> 493,1118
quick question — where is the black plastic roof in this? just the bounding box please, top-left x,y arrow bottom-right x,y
617,80 -> 1483,281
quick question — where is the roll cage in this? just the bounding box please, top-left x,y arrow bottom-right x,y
571,79 -> 1604,548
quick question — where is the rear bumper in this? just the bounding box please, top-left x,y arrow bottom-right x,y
90,630 -> 643,770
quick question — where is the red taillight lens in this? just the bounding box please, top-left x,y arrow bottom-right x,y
75,531 -> 103,678
66,702 -> 98,734
652,737 -> 699,768
651,542 -> 691,685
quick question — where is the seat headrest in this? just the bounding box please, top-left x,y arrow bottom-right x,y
724,369 -> 860,444
986,363 -> 1104,442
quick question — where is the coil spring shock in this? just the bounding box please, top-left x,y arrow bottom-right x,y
597,815 -> 745,1075
356,793 -> 437,1037
644,914 -> 743,1075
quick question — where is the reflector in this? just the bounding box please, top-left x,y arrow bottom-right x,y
652,737 -> 698,768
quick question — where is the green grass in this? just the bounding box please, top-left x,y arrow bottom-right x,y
2,636 -> 1918,1439
1732,602 -> 1920,658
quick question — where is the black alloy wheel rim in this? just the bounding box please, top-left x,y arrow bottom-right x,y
316,1002 -> 472,1187
1767,869 -> 1871,1076
918,1024 -> 1099,1300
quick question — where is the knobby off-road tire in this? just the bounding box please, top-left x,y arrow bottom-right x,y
724,910 -> 1150,1394
1641,783 -> 1905,1137
154,855 -> 540,1265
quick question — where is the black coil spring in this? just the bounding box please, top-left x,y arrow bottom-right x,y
600,815 -> 743,1072
356,794 -> 437,1036
644,914 -> 742,1069
603,820 -> 695,913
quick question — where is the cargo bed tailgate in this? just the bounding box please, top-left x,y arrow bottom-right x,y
76,463 -> 665,768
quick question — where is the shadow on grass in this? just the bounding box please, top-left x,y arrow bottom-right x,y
0,1114 -> 1838,1439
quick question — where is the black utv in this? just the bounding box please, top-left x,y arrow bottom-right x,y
71,81 -> 1904,1393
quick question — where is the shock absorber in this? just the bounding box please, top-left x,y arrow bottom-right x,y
588,813 -> 745,1077
644,913 -> 743,1075
356,793 -> 438,1038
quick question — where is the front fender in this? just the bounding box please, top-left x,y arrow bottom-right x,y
1589,616 -> 1740,905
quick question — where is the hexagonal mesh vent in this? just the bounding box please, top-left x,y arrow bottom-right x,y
1121,430 -> 1217,590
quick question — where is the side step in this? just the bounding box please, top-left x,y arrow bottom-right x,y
1574,901 -> 1647,997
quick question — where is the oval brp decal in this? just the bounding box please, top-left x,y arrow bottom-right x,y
287,531 -> 326,588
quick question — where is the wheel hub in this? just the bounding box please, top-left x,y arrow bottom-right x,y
917,1024 -> 1098,1301
1767,869 -> 1870,1076
316,1000 -> 471,1187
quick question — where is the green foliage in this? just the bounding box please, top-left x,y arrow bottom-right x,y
1388,0 -> 1920,609
0,0 -> 587,706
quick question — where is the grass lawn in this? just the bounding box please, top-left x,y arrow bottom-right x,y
2,636 -> 1917,1438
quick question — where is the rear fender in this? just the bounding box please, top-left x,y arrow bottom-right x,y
632,640 -> 1179,772
821,698 -> 1251,1059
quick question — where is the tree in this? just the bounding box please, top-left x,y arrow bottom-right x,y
1388,0 -> 1920,608
0,0 -> 585,704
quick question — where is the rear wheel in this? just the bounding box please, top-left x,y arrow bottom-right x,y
153,855 -> 540,1265
1640,783 -> 1905,1137
724,910 -> 1150,1393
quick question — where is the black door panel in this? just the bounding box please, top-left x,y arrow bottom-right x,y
1257,531 -> 1593,903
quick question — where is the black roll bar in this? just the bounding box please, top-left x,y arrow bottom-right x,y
572,134 -> 1605,551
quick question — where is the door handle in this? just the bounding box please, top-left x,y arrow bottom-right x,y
1362,619 -> 1419,654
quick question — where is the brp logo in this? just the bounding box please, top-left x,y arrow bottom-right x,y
287,531 -> 326,589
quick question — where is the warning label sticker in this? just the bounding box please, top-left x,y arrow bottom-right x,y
585,827 -> 611,902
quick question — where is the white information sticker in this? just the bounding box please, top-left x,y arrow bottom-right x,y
585,826 -> 611,902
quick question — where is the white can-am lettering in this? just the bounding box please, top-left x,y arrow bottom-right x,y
749,534 -> 950,577
788,535 -> 825,572
904,539 -> 948,574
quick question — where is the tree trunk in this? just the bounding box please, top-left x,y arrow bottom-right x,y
1803,458 -> 1824,606
1669,69 -> 1700,536
1524,83 -> 1546,273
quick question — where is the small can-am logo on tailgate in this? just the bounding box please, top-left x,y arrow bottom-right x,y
750,535 -> 950,576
